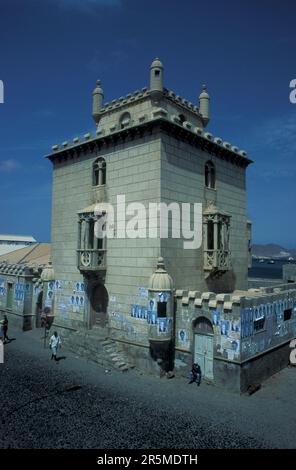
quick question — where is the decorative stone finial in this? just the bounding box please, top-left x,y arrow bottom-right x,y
41,260 -> 55,282
92,80 -> 104,124
199,83 -> 210,126
150,58 -> 164,100
156,257 -> 165,271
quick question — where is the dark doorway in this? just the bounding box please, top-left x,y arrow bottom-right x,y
6,283 -> 13,309
193,316 -> 214,335
36,290 -> 43,327
90,284 -> 108,327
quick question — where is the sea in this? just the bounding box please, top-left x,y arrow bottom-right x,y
248,259 -> 296,280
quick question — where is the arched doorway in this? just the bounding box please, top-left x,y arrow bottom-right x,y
193,316 -> 214,380
90,284 -> 108,327
35,290 -> 43,328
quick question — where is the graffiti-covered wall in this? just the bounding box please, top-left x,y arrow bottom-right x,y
48,279 -> 86,327
0,276 -> 31,315
0,270 -> 37,329
175,291 -> 242,361
241,295 -> 296,360
109,287 -> 174,345
174,285 -> 296,366
213,311 -> 241,361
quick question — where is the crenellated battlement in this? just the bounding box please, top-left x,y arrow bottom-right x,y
48,106 -> 249,165
175,283 -> 296,315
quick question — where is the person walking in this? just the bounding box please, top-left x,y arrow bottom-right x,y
40,310 -> 47,328
0,320 -> 4,343
188,362 -> 202,386
2,315 -> 10,343
0,323 -> 3,364
49,331 -> 61,362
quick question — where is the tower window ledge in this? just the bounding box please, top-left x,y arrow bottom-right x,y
77,249 -> 107,272
204,249 -> 231,272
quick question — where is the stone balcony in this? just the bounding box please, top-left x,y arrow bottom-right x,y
77,249 -> 106,272
204,249 -> 231,273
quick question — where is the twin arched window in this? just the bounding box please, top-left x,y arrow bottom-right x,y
119,112 -> 131,129
205,160 -> 215,189
93,157 -> 106,186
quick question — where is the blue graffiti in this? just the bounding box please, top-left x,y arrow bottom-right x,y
131,304 -> 147,319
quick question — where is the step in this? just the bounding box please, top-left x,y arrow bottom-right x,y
111,356 -> 122,362
114,361 -> 126,368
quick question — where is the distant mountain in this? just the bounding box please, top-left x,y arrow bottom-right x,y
252,244 -> 296,259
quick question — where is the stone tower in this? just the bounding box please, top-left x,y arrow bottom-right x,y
47,58 -> 252,371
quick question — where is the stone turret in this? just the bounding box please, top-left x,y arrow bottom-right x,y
148,257 -> 174,321
199,84 -> 210,126
147,257 -> 174,373
148,257 -> 174,332
150,58 -> 164,102
92,80 -> 104,124
41,261 -> 55,282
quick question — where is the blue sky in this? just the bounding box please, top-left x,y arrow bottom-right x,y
0,0 -> 295,246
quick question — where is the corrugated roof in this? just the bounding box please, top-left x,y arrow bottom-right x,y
0,245 -> 33,257
0,243 -> 50,268
0,234 -> 36,242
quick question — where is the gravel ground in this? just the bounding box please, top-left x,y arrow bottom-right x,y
0,327 -> 295,449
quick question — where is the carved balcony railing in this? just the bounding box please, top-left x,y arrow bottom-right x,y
77,249 -> 106,272
204,249 -> 231,272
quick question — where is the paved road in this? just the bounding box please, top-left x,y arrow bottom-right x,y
0,327 -> 295,449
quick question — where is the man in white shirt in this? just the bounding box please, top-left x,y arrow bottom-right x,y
49,331 -> 61,362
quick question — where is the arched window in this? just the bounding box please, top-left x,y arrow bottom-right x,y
119,112 -> 131,129
205,160 -> 215,189
93,157 -> 106,186
178,114 -> 186,124
193,316 -> 213,335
